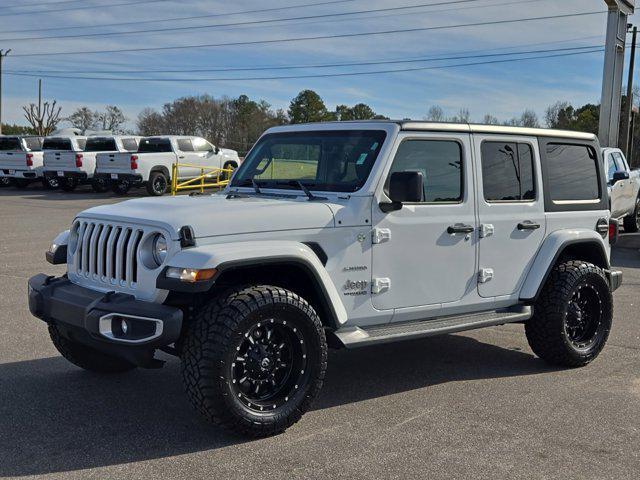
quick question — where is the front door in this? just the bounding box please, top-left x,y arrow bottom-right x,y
371,132 -> 477,311
473,135 -> 546,298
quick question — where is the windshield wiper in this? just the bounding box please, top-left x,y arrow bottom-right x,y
284,181 -> 327,201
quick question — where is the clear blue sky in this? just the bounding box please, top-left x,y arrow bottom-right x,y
0,0 -> 635,128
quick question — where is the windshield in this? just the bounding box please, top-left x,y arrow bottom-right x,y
231,130 -> 387,192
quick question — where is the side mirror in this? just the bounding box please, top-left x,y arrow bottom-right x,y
612,171 -> 629,182
380,171 -> 424,212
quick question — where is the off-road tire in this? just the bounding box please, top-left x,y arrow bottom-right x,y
60,177 -> 78,192
48,324 -> 136,373
10,178 -> 30,188
146,171 -> 168,196
623,197 -> 640,233
181,285 -> 327,437
42,175 -> 59,190
91,177 -> 109,193
525,260 -> 612,368
111,179 -> 131,195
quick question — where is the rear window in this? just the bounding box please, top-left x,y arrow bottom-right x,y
0,137 -> 22,150
546,143 -> 600,201
24,137 -> 43,151
43,138 -> 73,151
138,138 -> 172,153
481,141 -> 535,201
121,138 -> 139,151
84,137 -> 117,152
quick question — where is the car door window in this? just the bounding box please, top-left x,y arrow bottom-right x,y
481,142 -> 535,202
607,154 -> 619,181
177,139 -> 194,152
192,137 -> 213,153
386,139 -> 463,203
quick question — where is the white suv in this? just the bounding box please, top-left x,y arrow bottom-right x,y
29,121 -> 622,437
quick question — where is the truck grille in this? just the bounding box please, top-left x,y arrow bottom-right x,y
72,220 -> 144,287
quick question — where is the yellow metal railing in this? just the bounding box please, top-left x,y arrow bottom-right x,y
170,163 -> 235,196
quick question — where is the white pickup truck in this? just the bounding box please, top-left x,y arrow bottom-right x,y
602,147 -> 640,232
0,136 -> 52,188
43,136 -> 140,192
95,135 -> 240,196
42,136 -> 88,192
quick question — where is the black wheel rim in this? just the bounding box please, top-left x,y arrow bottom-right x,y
49,178 -> 59,188
230,318 -> 308,412
0,177 -> 9,186
564,284 -> 603,349
153,176 -> 166,194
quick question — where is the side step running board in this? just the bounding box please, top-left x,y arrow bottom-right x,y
333,306 -> 532,348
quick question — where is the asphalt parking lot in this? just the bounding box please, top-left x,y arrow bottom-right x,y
1,184 -> 639,480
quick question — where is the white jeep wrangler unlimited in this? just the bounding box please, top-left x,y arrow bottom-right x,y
29,121 -> 622,437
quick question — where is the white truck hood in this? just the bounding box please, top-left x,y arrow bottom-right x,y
77,194 -> 335,239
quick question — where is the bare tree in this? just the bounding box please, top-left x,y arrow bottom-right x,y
66,107 -> 96,134
136,108 -> 165,136
96,105 -> 127,133
426,105 -> 445,122
519,109 -> 540,128
483,114 -> 500,125
22,100 -> 62,136
450,108 -> 471,123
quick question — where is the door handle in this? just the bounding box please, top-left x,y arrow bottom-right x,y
178,156 -> 185,159
517,221 -> 541,231
447,224 -> 475,235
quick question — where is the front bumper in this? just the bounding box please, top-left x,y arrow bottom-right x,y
28,274 -> 183,367
607,269 -> 623,292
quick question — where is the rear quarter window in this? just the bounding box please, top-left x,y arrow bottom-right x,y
121,138 -> 139,151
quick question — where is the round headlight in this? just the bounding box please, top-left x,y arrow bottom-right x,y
152,234 -> 168,266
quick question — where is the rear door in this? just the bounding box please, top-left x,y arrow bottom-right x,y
473,135 -> 546,298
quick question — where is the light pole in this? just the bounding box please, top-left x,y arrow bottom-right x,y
599,1 -> 635,148
0,49 -> 12,135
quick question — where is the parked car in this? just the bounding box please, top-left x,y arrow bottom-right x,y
42,136 -> 88,192
30,121 -> 621,437
95,135 -> 240,196
602,147 -> 640,232
43,136 -> 141,192
0,135 -> 52,188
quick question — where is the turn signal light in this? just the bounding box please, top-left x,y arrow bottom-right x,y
26,153 -> 33,167
75,154 -> 83,168
130,155 -> 138,170
166,267 -> 217,283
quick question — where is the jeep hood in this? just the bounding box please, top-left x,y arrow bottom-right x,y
78,194 -> 335,239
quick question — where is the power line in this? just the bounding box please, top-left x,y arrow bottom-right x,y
9,10 -> 606,57
4,48 -> 604,82
6,45 -> 602,75
0,0 -> 172,17
0,0 -> 498,42
0,0 -> 90,9
0,0 -> 359,31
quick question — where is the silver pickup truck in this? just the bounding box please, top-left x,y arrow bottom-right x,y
602,147 -> 640,231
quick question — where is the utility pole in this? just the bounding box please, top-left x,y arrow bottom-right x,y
622,25 -> 638,157
600,1 -> 635,147
0,49 -> 12,136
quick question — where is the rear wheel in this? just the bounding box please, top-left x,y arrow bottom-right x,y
11,178 -> 30,188
60,177 -> 78,192
525,260 -> 612,368
181,285 -> 327,437
623,197 -> 640,233
111,179 -> 131,195
0,177 -> 10,187
146,171 -> 168,196
49,324 -> 136,374
42,175 -> 59,190
91,177 -> 109,193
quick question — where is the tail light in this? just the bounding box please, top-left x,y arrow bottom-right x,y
25,153 -> 33,167
75,154 -> 83,168
609,219 -> 619,245
130,155 -> 138,170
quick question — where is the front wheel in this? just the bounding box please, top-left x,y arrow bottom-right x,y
222,161 -> 237,181
49,325 -> 136,374
91,177 -> 109,193
623,197 -> 640,233
42,175 -> 59,190
0,177 -> 10,187
111,179 -> 131,195
525,260 -> 612,368
181,286 -> 327,437
146,171 -> 168,196
60,177 -> 78,192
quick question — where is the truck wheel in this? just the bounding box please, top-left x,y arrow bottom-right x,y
525,260 -> 612,368
91,177 -> 109,193
111,180 -> 131,195
11,178 -> 30,188
60,177 -> 78,192
181,285 -> 327,437
42,175 -> 59,190
146,171 -> 168,196
222,161 -> 237,181
48,324 -> 136,374
623,197 -> 640,233
0,177 -> 10,187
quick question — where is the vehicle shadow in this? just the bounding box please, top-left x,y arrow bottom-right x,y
0,332 -> 550,477
0,185 -> 147,200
